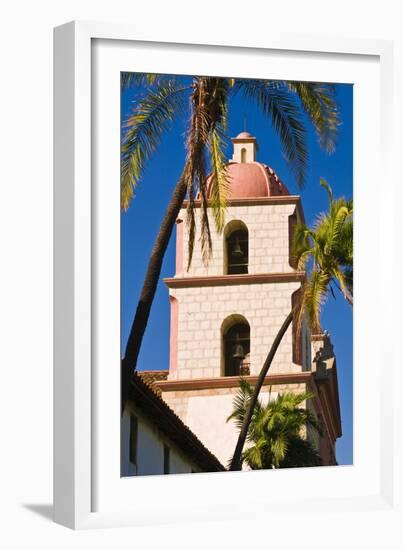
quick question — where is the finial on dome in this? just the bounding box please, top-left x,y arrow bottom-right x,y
231,131 -> 257,163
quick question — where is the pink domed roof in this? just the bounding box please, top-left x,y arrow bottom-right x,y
234,131 -> 255,139
207,162 -> 290,199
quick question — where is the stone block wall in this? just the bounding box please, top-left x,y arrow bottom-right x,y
176,202 -> 298,277
169,280 -> 302,379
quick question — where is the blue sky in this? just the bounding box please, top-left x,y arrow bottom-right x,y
121,79 -> 353,465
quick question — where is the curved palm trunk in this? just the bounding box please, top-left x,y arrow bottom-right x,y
343,287 -> 353,306
121,176 -> 187,409
230,310 -> 294,471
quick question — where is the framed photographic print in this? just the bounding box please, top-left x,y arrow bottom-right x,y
54,21 -> 398,531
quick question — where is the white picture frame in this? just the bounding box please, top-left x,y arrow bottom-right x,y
54,21 -> 399,531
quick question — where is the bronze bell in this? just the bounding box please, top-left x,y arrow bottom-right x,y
232,337 -> 244,359
231,236 -> 243,257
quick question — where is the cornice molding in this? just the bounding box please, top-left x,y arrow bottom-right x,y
156,372 -> 312,392
181,195 -> 301,208
164,271 -> 305,288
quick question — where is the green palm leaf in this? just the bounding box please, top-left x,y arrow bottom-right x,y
229,381 -> 322,470
227,378 -> 258,431
292,179 -> 353,321
235,79 -> 308,188
288,82 -> 340,153
184,77 -> 230,268
121,80 -> 190,210
292,223 -> 315,269
121,72 -> 181,89
208,124 -> 230,232
305,269 -> 329,332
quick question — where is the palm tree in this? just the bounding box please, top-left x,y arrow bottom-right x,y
121,75 -> 340,403
121,75 -> 231,402
227,379 -> 322,469
293,178 -> 353,328
230,180 -> 352,470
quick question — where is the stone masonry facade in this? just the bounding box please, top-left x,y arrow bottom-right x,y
177,202 -> 299,278
169,281 -> 302,379
167,201 -> 311,380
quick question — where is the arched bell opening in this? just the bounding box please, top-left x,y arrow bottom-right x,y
221,315 -> 250,377
224,220 -> 249,275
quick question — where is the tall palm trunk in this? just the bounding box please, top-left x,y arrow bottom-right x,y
121,175 -> 187,406
230,311 -> 294,471
342,287 -> 353,306
122,78 -> 221,409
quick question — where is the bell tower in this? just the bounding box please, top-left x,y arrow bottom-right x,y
231,131 -> 257,163
144,132 -> 342,467
164,132 -> 306,382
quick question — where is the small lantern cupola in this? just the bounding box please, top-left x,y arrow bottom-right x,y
231,131 -> 258,163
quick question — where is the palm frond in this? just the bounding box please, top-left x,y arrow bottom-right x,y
294,179 -> 353,317
184,77 -> 230,268
271,434 -> 288,468
121,72 -> 180,89
323,209 -> 348,257
235,79 -> 308,188
229,381 -> 321,470
320,177 -> 333,204
121,80 -> 190,210
199,177 -> 213,265
242,442 -> 265,469
280,436 -> 322,468
292,222 -> 315,269
330,265 -> 349,295
185,170 -> 197,269
288,82 -> 340,153
184,80 -> 210,269
302,269 -> 330,333
226,378 -> 254,430
208,125 -> 230,232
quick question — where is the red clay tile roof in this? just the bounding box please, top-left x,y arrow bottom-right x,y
137,370 -> 169,395
128,373 -> 225,473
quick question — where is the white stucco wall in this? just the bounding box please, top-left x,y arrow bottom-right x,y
162,386 -> 280,467
186,392 -> 238,468
232,141 -> 256,163
121,406 -> 200,477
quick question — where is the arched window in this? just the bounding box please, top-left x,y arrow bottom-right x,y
225,221 -> 248,275
222,318 -> 250,376
241,147 -> 247,163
